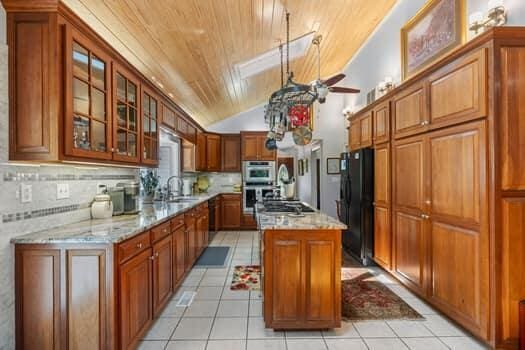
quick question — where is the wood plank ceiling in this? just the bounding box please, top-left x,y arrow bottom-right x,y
62,0 -> 396,127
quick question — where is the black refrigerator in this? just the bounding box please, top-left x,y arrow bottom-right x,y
340,149 -> 374,266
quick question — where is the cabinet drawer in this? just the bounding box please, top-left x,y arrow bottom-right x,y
118,231 -> 151,263
171,215 -> 185,231
151,221 -> 171,243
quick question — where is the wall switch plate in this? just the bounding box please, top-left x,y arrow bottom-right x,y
20,184 -> 32,203
57,183 -> 70,199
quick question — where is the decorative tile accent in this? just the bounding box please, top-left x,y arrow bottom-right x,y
3,172 -> 136,182
2,203 -> 90,223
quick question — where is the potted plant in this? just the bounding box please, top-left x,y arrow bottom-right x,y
140,170 -> 159,204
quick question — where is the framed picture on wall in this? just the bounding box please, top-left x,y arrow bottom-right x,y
327,158 -> 340,175
401,0 -> 465,80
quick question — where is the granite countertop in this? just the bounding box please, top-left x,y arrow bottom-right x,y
11,192 -> 238,245
256,202 -> 347,230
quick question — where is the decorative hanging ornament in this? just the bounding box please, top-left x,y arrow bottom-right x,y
288,105 -> 310,127
292,126 -> 313,146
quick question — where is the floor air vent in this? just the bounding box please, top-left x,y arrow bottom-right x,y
176,291 -> 196,307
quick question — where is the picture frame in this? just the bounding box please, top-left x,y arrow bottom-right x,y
327,157 -> 340,175
401,0 -> 465,80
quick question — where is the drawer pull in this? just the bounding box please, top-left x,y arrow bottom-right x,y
136,243 -> 143,249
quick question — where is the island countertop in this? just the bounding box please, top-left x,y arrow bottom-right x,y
11,192 -> 239,244
255,202 -> 347,230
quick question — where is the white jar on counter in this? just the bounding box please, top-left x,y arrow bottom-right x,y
91,194 -> 114,219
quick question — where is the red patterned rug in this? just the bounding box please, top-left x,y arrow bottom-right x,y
230,265 -> 261,290
342,272 -> 424,320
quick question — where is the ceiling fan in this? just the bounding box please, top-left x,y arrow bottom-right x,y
310,35 -> 360,103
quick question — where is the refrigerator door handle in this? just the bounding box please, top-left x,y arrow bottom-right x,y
346,179 -> 352,205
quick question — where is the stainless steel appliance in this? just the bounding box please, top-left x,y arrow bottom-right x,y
118,181 -> 140,214
243,184 -> 275,213
340,150 -> 374,266
108,186 -> 124,215
243,161 -> 276,184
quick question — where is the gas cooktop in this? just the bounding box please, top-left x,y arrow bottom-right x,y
262,201 -> 315,213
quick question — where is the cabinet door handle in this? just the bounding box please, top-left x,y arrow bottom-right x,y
155,252 -> 159,257
150,255 -> 155,260
425,200 -> 431,205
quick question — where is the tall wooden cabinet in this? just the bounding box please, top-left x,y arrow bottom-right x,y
347,29 -> 525,349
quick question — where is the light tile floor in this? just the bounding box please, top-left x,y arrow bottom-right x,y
139,231 -> 488,350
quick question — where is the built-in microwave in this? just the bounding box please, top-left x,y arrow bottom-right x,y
242,161 -> 276,184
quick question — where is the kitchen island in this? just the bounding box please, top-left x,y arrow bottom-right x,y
256,202 -> 346,330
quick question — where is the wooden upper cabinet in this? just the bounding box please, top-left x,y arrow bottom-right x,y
141,86 -> 159,166
428,48 -> 487,130
221,134 -> 241,172
242,134 -> 259,160
392,82 -> 428,139
206,134 -> 221,171
241,132 -> 275,160
161,103 -> 177,130
7,12 -> 60,161
349,118 -> 361,151
195,131 -> 207,171
373,101 -> 390,144
258,135 -> 276,160
112,63 -> 140,163
374,143 -> 390,207
359,112 -> 373,148
65,27 -> 113,160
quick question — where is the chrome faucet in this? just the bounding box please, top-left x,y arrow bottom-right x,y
166,176 -> 182,199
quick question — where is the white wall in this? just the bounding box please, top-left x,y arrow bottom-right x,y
207,104 -> 267,133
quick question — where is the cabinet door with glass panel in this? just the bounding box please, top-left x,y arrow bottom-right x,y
141,86 -> 159,166
65,28 -> 113,160
113,63 -> 140,163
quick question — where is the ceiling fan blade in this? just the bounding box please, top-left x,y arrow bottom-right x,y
321,73 -> 345,86
329,86 -> 360,94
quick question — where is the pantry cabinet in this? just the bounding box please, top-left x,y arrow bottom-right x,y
373,143 -> 391,269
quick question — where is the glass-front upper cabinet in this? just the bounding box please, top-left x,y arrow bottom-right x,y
113,63 -> 140,163
65,28 -> 112,160
141,86 -> 159,165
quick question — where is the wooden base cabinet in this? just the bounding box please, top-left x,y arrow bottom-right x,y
15,245 -> 113,350
263,230 -> 341,329
221,194 -> 241,229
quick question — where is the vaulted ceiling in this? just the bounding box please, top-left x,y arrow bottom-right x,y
63,0 -> 396,127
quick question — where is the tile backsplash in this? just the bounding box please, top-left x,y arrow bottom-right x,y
183,172 -> 242,193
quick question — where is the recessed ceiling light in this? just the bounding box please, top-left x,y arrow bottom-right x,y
235,31 -> 315,79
